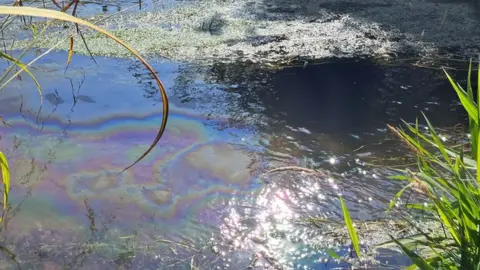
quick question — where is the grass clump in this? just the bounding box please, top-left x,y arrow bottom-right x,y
339,60 -> 480,269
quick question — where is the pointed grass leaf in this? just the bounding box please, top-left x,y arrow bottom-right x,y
421,112 -> 453,167
387,182 -> 413,212
0,151 -> 10,222
444,69 -> 478,125
435,201 -> 461,245
0,51 -> 43,104
467,59 -> 473,101
477,127 -> 480,184
389,235 -> 435,270
478,56 -> 480,121
327,249 -> 341,260
339,196 -> 361,258
66,36 -> 74,70
388,175 -> 412,181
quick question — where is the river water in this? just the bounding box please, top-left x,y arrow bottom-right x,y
0,49 -> 470,269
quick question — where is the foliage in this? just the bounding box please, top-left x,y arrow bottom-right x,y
338,60 -> 480,269
0,151 -> 9,223
339,196 -> 361,259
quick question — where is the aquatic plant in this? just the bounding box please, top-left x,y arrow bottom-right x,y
383,60 -> 480,269
0,151 -> 9,223
340,195 -> 361,258
338,60 -> 480,269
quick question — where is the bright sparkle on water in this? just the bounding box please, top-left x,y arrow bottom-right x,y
329,157 -> 337,165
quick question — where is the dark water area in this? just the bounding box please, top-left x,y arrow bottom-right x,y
0,50 -> 471,269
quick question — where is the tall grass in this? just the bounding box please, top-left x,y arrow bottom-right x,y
339,61 -> 480,269
0,152 -> 9,223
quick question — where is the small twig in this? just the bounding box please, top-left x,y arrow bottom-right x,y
0,116 -> 10,127
353,145 -> 364,152
261,166 -> 323,177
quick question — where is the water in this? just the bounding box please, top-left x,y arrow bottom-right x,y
0,51 -> 469,269
0,0 -> 193,42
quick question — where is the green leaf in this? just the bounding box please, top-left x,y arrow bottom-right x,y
467,59 -> 473,101
0,151 -> 10,222
339,196 -> 361,258
387,182 -> 413,212
421,112 -> 453,168
405,264 -> 419,270
476,128 -> 480,185
0,51 -> 43,104
477,56 -> 480,122
390,235 -> 435,270
388,175 -> 412,181
444,69 -> 479,125
327,249 -> 341,260
434,200 -> 461,245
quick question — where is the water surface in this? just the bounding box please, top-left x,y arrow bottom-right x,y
0,51 -> 469,269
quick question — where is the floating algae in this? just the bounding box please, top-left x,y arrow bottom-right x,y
7,0 -> 480,64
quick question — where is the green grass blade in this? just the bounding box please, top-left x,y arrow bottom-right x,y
387,182 -> 413,212
477,128 -> 480,185
404,264 -> 419,270
339,196 -> 361,258
0,151 -> 10,222
467,59 -> 473,101
477,56 -> 480,119
444,69 -> 478,125
435,201 -> 461,245
390,235 -> 435,270
0,51 -> 43,104
421,112 -> 453,167
327,249 -> 341,260
400,119 -> 476,168
477,58 -> 480,184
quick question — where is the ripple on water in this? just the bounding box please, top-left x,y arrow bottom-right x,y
142,188 -> 173,206
69,170 -> 125,195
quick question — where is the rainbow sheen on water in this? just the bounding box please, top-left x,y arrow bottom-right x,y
0,52 -> 283,269
0,51 -> 413,269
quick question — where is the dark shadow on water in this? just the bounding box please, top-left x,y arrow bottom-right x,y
185,58 -> 469,152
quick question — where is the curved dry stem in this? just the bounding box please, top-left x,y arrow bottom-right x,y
0,6 -> 169,172
260,166 -> 324,178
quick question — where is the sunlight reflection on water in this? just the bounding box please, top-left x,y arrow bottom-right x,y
0,51 -> 468,269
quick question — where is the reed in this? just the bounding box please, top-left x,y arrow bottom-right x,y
339,60 -> 480,269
